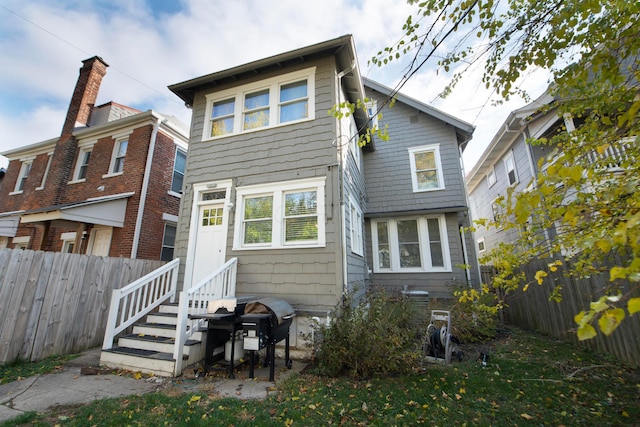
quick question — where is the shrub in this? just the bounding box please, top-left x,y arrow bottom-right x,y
309,288 -> 421,379
450,284 -> 500,342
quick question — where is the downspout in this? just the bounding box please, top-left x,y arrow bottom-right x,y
131,115 -> 163,258
459,141 -> 480,287
336,62 -> 356,297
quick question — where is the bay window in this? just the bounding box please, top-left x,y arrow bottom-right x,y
371,215 -> 451,272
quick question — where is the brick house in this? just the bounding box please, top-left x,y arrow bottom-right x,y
0,57 -> 189,260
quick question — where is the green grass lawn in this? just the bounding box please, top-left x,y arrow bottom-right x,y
2,327 -> 638,426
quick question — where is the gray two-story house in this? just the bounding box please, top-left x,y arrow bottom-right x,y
168,34 -> 479,343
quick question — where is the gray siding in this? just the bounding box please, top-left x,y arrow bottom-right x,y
468,133 -> 536,253
361,87 -> 479,295
363,89 -> 468,214
175,56 -> 346,314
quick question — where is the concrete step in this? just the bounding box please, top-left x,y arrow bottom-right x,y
147,311 -> 178,326
100,347 -> 177,377
131,323 -> 205,341
117,333 -> 201,356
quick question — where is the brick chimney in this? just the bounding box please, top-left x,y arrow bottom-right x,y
61,56 -> 109,135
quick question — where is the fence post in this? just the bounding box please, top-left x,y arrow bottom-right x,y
102,289 -> 121,350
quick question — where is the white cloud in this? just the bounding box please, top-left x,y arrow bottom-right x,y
0,0 -> 546,172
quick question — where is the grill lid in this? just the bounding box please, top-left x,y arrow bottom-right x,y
244,297 -> 295,324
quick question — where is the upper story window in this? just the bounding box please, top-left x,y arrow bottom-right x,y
349,119 -> 361,169
371,215 -> 451,273
36,153 -> 53,191
366,100 -> 379,130
477,237 -> 486,253
113,140 -> 128,173
503,151 -> 518,186
171,149 -> 187,195
408,144 -> 445,192
486,167 -> 497,187
204,67 -> 316,141
11,159 -> 33,194
350,198 -> 364,256
233,177 -> 325,250
104,133 -> 132,178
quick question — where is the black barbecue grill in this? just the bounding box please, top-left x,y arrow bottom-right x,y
241,297 -> 295,381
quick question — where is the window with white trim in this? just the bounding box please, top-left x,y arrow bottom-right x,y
408,144 -> 445,192
161,223 -> 177,261
477,237 -> 486,253
366,99 -> 378,130
350,198 -> 364,256
503,151 -> 518,185
491,197 -> 505,230
36,153 -> 53,190
486,167 -> 496,187
112,140 -> 128,173
171,149 -> 186,194
371,215 -> 451,273
348,119 -> 361,169
12,159 -> 33,194
72,148 -> 92,182
233,177 -> 325,250
61,232 -> 77,253
12,235 -> 30,249
205,67 -> 315,139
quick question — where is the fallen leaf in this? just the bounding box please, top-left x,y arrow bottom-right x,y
521,413 -> 533,420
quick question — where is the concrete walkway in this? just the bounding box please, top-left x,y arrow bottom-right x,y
0,348 -> 305,423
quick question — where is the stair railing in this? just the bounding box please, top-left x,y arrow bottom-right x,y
102,258 -> 180,350
173,257 -> 237,376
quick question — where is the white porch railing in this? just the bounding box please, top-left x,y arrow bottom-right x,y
172,257 -> 237,376
102,258 -> 180,350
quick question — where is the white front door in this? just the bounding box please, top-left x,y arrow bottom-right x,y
87,226 -> 112,256
192,202 -> 227,284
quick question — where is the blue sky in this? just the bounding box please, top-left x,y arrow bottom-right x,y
0,0 -> 549,171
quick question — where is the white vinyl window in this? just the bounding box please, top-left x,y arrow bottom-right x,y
371,215 -> 451,273
170,149 -> 187,194
112,140 -> 128,173
103,133 -> 132,178
61,232 -> 77,253
11,159 -> 33,194
408,144 -> 445,192
233,177 -> 325,250
204,67 -> 316,140
350,198 -> 364,256
504,151 -> 518,186
349,118 -> 361,169
491,197 -> 505,230
477,238 -> 486,253
12,235 -> 30,249
36,153 -> 53,190
486,167 -> 496,187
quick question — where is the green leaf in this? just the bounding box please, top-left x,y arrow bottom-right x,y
628,298 -> 640,316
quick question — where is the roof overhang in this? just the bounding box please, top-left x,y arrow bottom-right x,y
0,211 -> 23,237
362,77 -> 475,147
168,34 -> 365,108
465,90 -> 556,192
19,192 -> 134,227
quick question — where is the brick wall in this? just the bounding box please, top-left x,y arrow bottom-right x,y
134,131 -> 182,260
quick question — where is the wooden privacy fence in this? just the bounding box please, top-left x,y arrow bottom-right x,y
0,249 -> 165,363
484,259 -> 640,367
